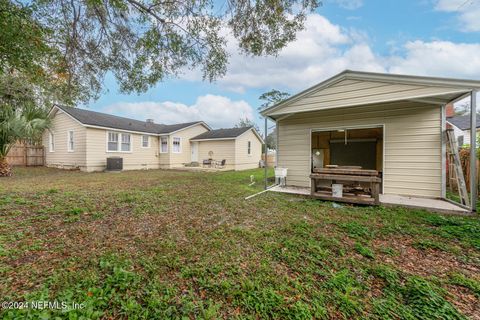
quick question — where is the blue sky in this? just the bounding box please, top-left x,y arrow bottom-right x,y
88,0 -> 480,131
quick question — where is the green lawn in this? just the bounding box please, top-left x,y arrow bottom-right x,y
1,167 -> 480,319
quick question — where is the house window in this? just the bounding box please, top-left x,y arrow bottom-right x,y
172,137 -> 181,153
107,132 -> 131,152
160,136 -> 168,153
121,134 -> 131,151
68,130 -> 74,152
458,136 -> 464,147
49,132 -> 55,152
142,135 -> 149,148
108,132 -> 119,151
247,141 -> 251,155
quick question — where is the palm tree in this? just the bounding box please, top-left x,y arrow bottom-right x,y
0,74 -> 51,176
0,105 -> 50,176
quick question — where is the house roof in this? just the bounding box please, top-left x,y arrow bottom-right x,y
53,105 -> 207,134
191,127 -> 253,140
261,70 -> 480,119
447,115 -> 480,130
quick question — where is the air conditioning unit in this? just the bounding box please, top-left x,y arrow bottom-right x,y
106,157 -> 123,171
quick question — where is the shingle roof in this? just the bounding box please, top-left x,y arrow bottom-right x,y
191,127 -> 252,140
156,122 -> 206,134
54,105 -> 203,134
447,115 -> 480,130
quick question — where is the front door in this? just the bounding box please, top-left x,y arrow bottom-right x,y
191,142 -> 198,162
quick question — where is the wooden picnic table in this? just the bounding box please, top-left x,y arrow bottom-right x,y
310,167 -> 381,205
312,167 -> 379,176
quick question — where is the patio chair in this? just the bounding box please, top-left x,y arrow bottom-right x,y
216,159 -> 226,169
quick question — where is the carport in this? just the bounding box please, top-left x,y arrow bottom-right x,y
261,70 -> 479,212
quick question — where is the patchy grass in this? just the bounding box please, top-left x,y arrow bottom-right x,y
0,167 -> 479,319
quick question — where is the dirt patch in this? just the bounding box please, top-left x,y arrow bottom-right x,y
373,237 -> 479,277
446,285 -> 480,320
373,236 -> 480,318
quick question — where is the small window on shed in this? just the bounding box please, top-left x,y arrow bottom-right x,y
247,141 -> 251,155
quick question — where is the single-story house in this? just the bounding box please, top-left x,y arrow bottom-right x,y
446,112 -> 480,146
190,127 -> 264,171
43,105 -> 263,172
261,70 -> 480,211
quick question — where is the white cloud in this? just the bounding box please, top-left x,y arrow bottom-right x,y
330,0 -> 364,10
435,0 -> 480,32
102,94 -> 254,129
388,40 -> 480,77
199,14 -> 385,93
199,13 -> 480,93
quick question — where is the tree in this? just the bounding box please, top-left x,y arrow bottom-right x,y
0,1 -> 61,176
0,0 -> 71,104
258,89 -> 290,111
1,0 -> 54,76
258,89 -> 290,150
235,117 -> 260,132
2,0 -> 320,104
0,0 -> 318,174
0,74 -> 51,176
265,128 -> 276,150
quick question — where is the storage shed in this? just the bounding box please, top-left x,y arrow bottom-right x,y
190,127 -> 264,171
261,70 -> 480,212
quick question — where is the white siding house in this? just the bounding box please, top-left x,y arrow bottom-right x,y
43,105 -> 262,172
446,115 -> 480,146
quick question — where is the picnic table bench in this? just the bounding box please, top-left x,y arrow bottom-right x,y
310,167 -> 381,205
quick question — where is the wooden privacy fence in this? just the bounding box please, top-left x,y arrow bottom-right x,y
261,153 -> 276,166
6,144 -> 44,166
458,148 -> 480,192
447,147 -> 480,192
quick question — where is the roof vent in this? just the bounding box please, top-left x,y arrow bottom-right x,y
146,119 -> 154,124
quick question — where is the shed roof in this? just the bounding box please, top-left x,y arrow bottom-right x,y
191,127 -> 252,140
447,115 -> 480,130
53,105 -> 207,134
261,70 -> 480,119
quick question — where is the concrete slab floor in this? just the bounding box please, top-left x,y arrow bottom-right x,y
379,194 -> 471,215
172,166 -> 231,172
269,186 -> 472,215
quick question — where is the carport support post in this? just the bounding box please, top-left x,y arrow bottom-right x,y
264,116 -> 268,190
470,90 -> 477,211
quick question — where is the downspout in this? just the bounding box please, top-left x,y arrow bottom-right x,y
264,116 -> 268,190
441,104 -> 446,199
275,119 -> 279,168
470,90 -> 478,212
